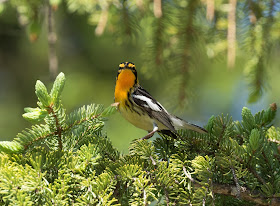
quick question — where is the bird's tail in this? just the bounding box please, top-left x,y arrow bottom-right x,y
171,116 -> 208,134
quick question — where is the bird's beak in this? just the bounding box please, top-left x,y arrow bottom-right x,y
111,102 -> 120,108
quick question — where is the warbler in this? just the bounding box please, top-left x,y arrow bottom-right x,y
113,62 -> 207,139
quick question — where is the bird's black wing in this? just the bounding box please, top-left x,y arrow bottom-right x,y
132,86 -> 176,132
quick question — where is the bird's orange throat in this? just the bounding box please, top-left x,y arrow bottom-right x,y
114,69 -> 137,104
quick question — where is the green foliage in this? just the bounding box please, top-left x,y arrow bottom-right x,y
0,141 -> 23,154
0,74 -> 280,205
1,0 -> 280,104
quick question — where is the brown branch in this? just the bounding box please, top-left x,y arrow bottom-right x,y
23,131 -> 55,150
192,181 -> 280,206
230,163 -> 241,198
154,0 -> 162,18
95,4 -> 109,36
183,165 -> 195,182
183,164 -> 277,205
74,124 -> 97,146
150,156 -> 157,165
227,0 -> 237,69
48,105 -> 63,150
143,188 -> 148,206
47,1 -> 58,79
213,183 -> 280,206
235,155 -> 267,186
248,166 -> 266,185
247,0 -> 257,24
202,177 -> 211,206
136,0 -> 144,11
206,0 -> 215,21
23,112 -> 102,151
268,139 -> 280,144
164,188 -> 170,206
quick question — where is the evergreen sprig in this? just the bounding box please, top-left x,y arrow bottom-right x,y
0,73 -> 279,205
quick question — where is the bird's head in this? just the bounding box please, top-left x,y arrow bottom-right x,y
115,62 -> 139,103
116,61 -> 138,88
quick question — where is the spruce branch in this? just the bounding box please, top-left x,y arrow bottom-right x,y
19,105 -> 106,152
0,69 -> 279,205
234,153 -> 267,187
183,165 -> 195,183
3,73 -> 118,154
209,183 -> 279,206
202,178 -> 209,206
20,125 -> 53,150
0,141 -> 24,154
188,178 -> 279,205
248,166 -> 266,185
47,104 -> 63,150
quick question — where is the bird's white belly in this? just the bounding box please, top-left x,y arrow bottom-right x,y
119,106 -> 167,132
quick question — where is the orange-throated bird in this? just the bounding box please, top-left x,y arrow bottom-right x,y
113,62 -> 207,139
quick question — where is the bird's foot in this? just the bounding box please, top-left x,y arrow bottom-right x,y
141,131 -> 156,140
141,123 -> 158,140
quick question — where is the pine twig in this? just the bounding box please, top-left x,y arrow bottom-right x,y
143,188 -> 147,206
150,156 -> 157,165
202,168 -> 214,206
230,162 -> 241,198
236,155 -> 267,186
164,188 -> 170,206
246,151 -> 267,185
183,165 -> 195,182
23,131 -> 54,150
268,139 -> 280,144
23,111 -> 102,151
48,105 -> 63,150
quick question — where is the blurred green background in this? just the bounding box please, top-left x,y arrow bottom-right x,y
0,0 -> 279,153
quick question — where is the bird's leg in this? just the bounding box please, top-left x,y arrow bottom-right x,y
141,123 -> 158,140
